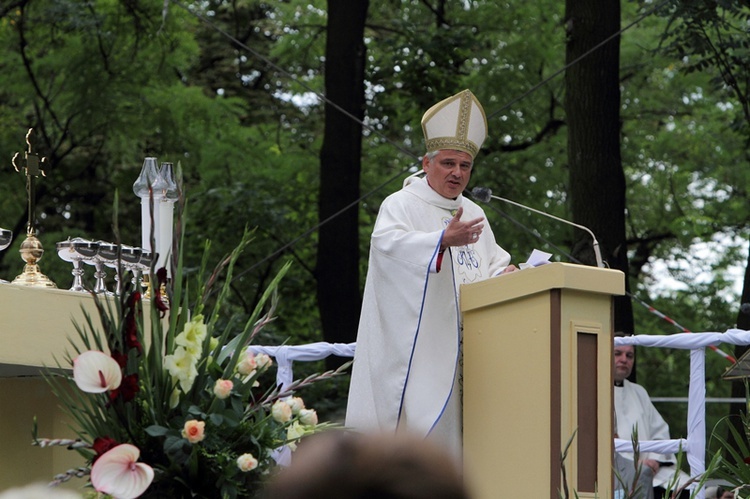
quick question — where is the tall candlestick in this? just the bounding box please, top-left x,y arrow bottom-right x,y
11,128 -> 56,287
156,162 -> 178,275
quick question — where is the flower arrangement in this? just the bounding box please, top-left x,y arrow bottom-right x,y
33,227 -> 344,498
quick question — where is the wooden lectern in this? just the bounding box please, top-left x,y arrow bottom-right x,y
461,262 -> 625,499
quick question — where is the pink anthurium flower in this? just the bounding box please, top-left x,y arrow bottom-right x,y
91,443 -> 154,499
73,351 -> 122,393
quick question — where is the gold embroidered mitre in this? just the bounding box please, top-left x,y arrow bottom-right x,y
421,89 -> 488,159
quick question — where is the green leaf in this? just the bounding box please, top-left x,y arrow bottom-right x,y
145,425 -> 170,437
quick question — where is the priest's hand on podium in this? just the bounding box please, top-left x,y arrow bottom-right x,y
499,264 -> 518,274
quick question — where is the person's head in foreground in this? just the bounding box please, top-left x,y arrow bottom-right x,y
263,431 -> 470,499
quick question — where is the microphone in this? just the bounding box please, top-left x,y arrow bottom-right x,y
470,186 -> 605,268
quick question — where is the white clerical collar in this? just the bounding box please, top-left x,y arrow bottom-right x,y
405,176 -> 463,211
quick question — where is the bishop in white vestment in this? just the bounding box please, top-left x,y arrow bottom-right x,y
345,90 -> 515,459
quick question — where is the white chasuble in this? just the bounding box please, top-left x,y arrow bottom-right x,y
345,176 -> 511,459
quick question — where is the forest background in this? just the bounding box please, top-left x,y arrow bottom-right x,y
0,0 -> 749,458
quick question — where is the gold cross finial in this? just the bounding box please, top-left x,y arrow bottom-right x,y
12,128 -> 47,178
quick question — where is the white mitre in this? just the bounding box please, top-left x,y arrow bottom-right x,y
421,89 -> 488,159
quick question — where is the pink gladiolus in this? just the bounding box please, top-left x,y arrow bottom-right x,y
91,444 -> 154,499
73,351 -> 122,393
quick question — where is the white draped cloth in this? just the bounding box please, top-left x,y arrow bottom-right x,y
345,176 -> 511,459
248,342 -> 356,392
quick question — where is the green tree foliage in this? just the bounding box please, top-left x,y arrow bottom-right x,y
0,0 -> 749,436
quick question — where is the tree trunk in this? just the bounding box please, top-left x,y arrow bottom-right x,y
317,0 -> 369,366
564,0 -> 633,334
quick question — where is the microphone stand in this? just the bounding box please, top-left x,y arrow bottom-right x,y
476,190 -> 605,268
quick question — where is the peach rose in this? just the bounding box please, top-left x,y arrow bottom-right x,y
213,379 -> 233,399
181,420 -> 205,444
237,351 -> 257,375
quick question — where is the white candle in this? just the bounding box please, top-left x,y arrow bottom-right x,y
140,198 -> 150,251
157,199 -> 173,274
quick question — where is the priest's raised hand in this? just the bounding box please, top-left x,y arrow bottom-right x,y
440,207 -> 485,249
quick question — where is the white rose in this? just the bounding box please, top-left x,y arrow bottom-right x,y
287,396 -> 305,415
271,400 -> 292,423
236,453 -> 258,472
255,353 -> 273,371
298,408 -> 318,426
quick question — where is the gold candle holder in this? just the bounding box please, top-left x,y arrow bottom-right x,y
12,229 -> 56,288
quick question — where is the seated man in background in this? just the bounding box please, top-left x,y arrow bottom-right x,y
705,485 -> 736,499
614,336 -> 691,499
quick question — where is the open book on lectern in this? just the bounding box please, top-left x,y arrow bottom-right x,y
491,248 -> 552,277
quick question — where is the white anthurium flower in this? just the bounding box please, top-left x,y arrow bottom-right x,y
73,351 -> 122,393
91,444 -> 154,499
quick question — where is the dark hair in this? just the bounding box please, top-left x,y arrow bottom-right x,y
263,431 -> 470,499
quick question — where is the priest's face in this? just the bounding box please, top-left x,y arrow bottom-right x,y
613,344 -> 634,383
422,149 -> 473,199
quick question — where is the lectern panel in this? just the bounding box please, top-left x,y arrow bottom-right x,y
577,331 -> 599,491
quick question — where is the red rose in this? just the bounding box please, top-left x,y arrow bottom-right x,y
92,436 -> 119,463
109,374 -> 140,403
110,350 -> 127,368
